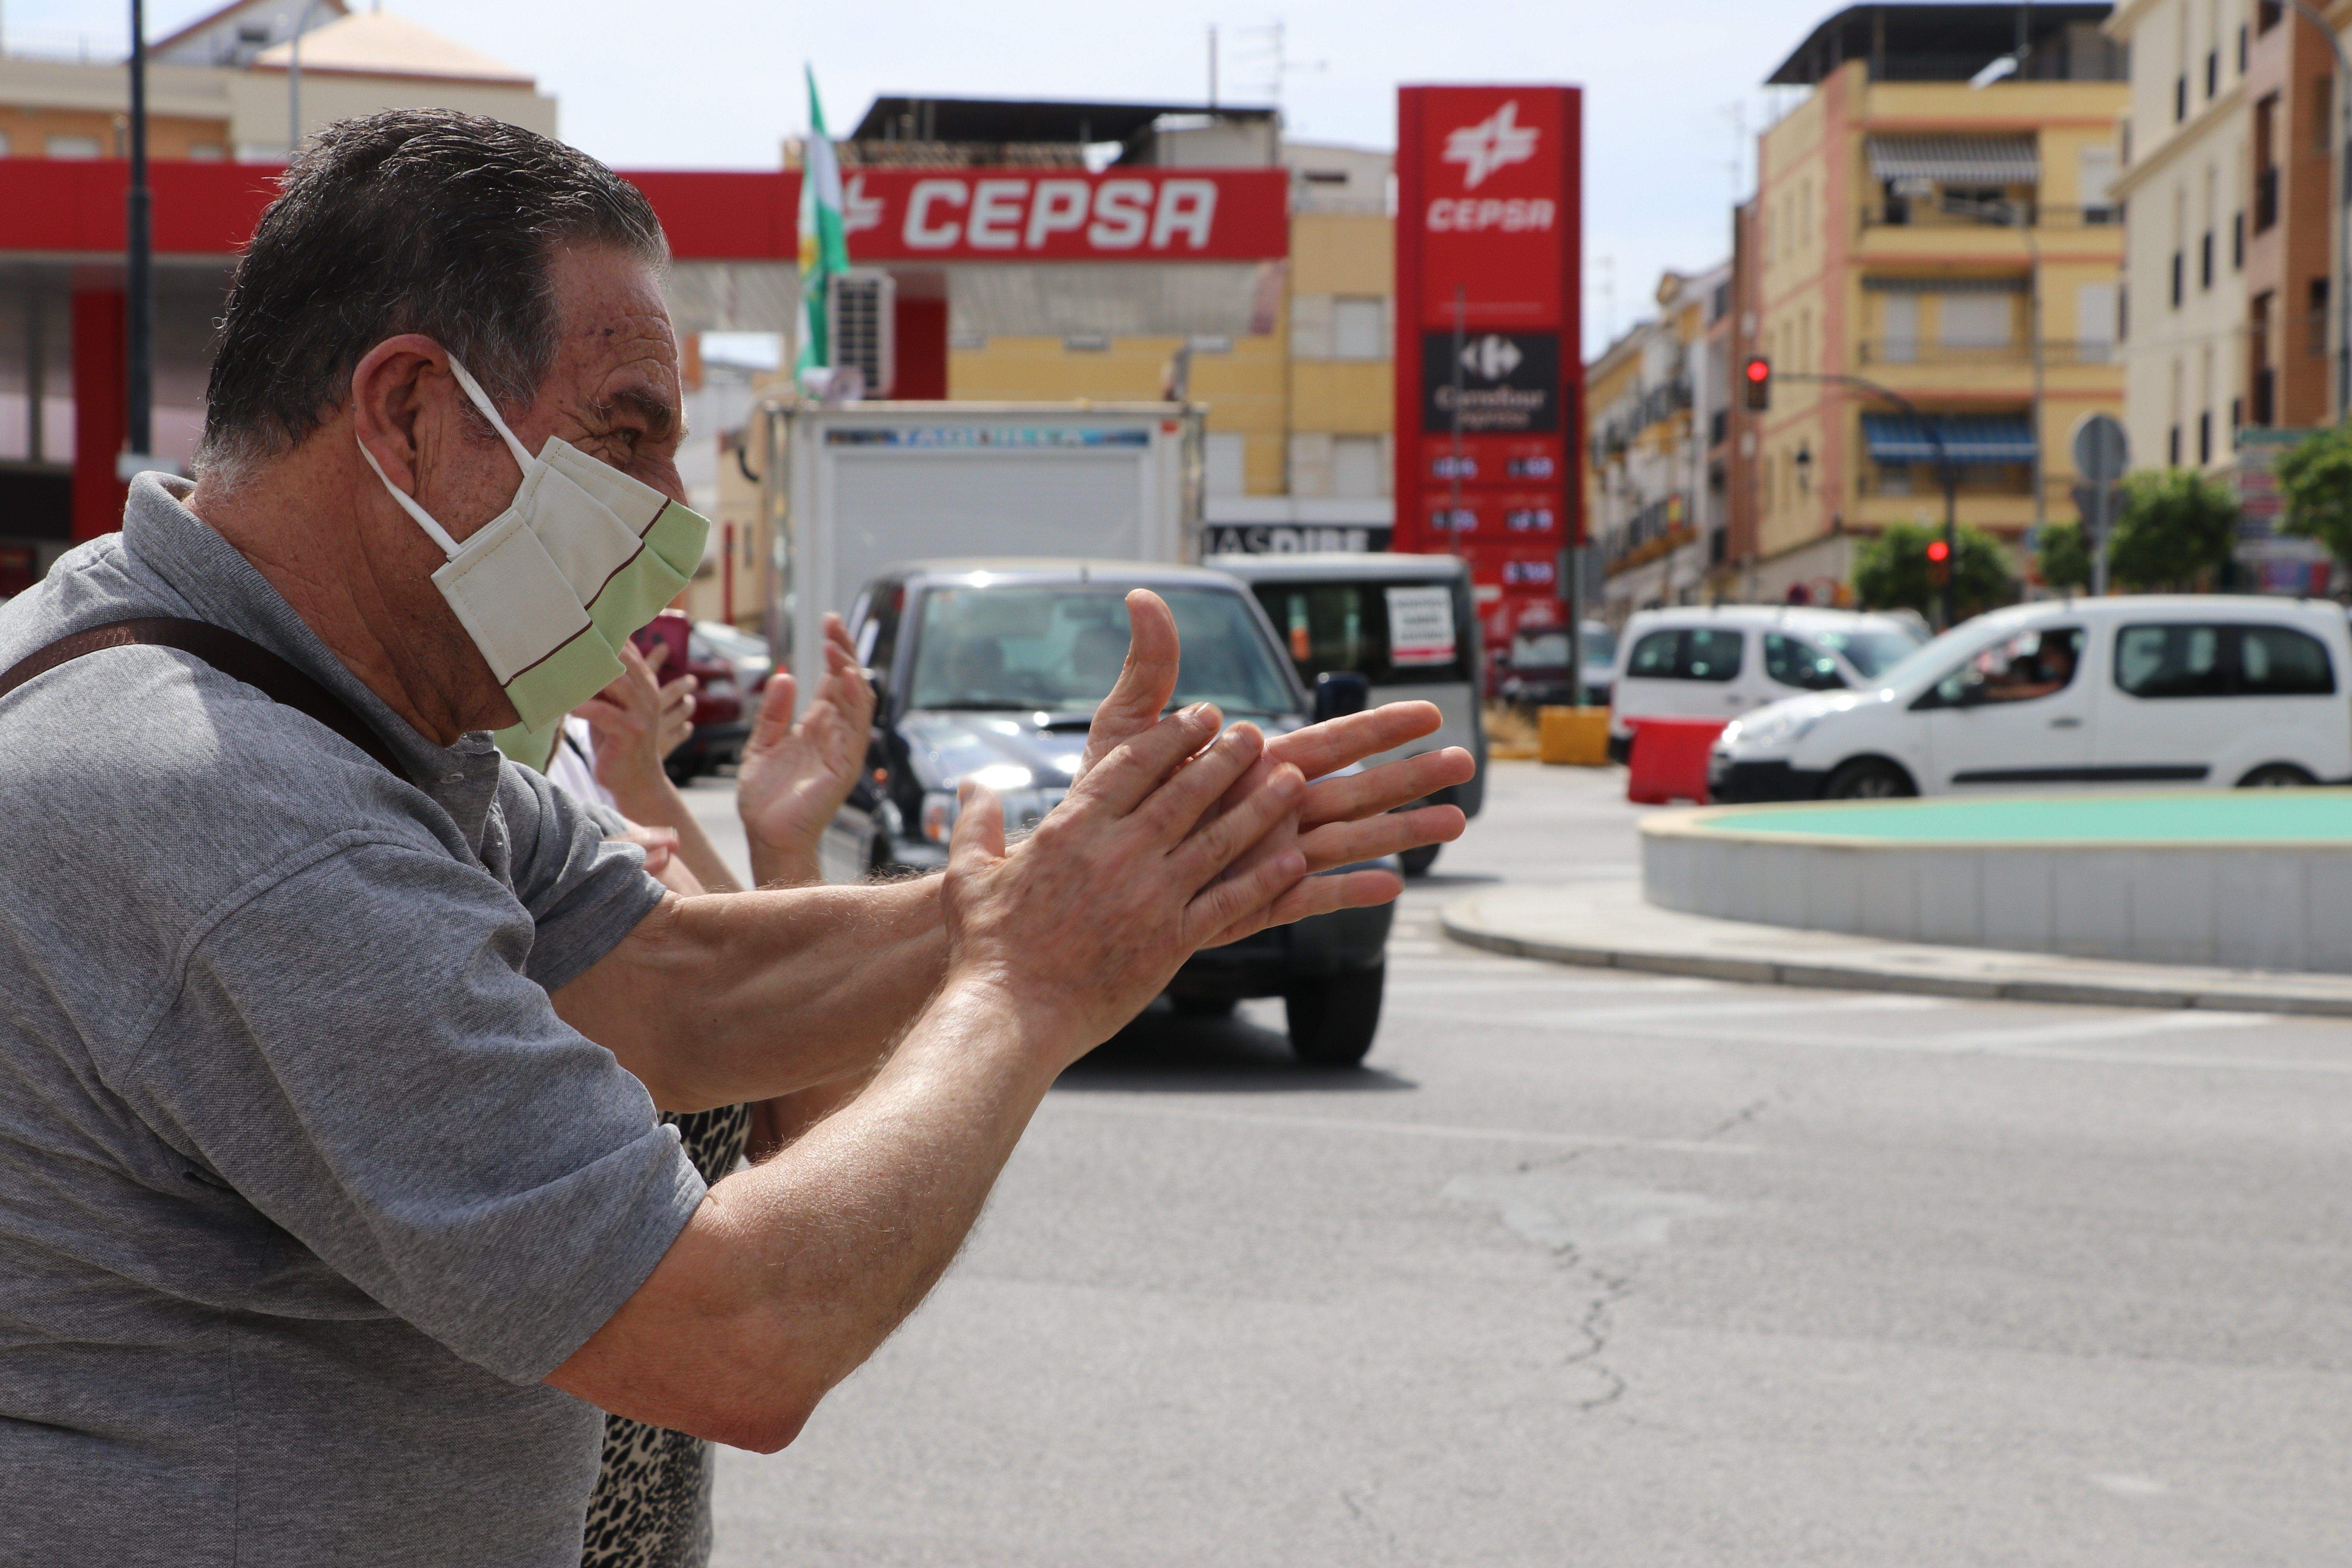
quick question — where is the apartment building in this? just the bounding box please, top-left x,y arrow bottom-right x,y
1745,2 -> 2129,602
1586,264 -> 1731,622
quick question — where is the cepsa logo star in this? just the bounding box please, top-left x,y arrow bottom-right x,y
1442,101 -> 1537,190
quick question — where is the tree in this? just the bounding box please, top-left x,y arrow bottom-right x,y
1853,521 -> 2015,622
2035,520 -> 2091,592
2106,469 -> 2239,591
2276,423 -> 2352,568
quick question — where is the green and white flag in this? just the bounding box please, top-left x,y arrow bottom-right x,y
796,66 -> 849,381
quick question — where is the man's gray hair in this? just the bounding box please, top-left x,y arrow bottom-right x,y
197,109 -> 668,476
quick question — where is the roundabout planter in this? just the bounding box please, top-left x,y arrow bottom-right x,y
1641,790 -> 2352,974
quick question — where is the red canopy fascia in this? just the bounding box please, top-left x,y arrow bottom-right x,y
0,159 -> 802,260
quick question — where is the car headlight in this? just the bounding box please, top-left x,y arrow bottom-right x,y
920,790 -> 958,845
1730,710 -> 1820,751
920,785 -> 1063,844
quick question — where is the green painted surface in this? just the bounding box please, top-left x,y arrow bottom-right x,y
1698,790 -> 2352,844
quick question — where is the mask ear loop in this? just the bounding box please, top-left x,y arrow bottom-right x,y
443,356 -> 539,474
356,434 -> 464,559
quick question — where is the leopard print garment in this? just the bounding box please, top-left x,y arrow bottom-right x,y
580,1102 -> 753,1568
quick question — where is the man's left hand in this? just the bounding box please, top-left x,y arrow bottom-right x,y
1076,590 -> 1472,943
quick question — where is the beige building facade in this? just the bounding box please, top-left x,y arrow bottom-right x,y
2109,0 -> 2250,477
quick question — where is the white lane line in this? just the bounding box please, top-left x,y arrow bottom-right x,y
1393,975 -> 1728,998
1419,1012 -> 2352,1076
1042,1097 -> 1762,1155
1389,992 -> 1951,1026
1930,1010 -> 2277,1048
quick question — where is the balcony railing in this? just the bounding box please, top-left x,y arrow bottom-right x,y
1855,339 -> 2118,367
1859,201 -> 2120,231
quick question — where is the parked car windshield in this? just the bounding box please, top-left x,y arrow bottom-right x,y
907,583 -> 1299,718
1509,623 -> 1616,671
1812,626 -> 1921,678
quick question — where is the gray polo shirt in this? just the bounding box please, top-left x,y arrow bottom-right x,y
0,477 -> 706,1566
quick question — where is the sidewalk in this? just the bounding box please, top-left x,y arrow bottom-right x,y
1440,878 -> 2352,1018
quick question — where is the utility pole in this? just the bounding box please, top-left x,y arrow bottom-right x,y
125,0 -> 152,467
289,0 -> 329,152
1207,24 -> 1217,108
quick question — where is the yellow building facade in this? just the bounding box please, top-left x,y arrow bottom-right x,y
1746,4 -> 2128,601
950,142 -> 1397,540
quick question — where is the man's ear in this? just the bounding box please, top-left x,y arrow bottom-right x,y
349,335 -> 453,499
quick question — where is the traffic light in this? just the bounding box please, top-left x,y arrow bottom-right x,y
1926,536 -> 1952,588
1742,356 -> 1771,412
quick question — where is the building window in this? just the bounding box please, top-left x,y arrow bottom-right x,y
2255,93 -> 2280,232
2199,410 -> 2212,465
2171,250 -> 2185,308
1330,436 -> 1385,499
2119,283 -> 2130,343
2202,231 -> 2214,289
2175,75 -> 2188,122
2259,0 -> 2282,33
2234,211 -> 2245,269
45,135 -> 101,159
1330,297 -> 1385,360
2239,24 -> 2250,73
2169,425 -> 2182,465
2207,50 -> 2220,98
2232,396 -> 2244,429
2310,278 -> 2331,358
1203,433 -> 1247,497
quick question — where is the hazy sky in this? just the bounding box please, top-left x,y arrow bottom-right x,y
16,0 -> 1841,347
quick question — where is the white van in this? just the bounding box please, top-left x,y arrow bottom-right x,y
1708,595 -> 2352,801
1210,552 -> 1486,875
1608,606 -> 1925,755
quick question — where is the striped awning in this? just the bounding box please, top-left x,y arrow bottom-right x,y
1866,135 -> 2039,186
1862,413 -> 2037,466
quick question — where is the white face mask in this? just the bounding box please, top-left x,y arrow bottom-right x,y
358,357 -> 709,768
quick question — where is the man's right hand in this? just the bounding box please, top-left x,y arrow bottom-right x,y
940,702 -> 1305,1058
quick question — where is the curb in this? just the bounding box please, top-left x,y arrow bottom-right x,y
1439,890 -> 2352,1019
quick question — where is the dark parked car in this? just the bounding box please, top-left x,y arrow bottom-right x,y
842,559 -> 1397,1065
1497,618 -> 1617,710
632,610 -> 748,782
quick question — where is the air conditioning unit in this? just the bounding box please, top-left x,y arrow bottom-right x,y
827,270 -> 896,399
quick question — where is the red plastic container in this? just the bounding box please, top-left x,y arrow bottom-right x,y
1624,717 -> 1727,805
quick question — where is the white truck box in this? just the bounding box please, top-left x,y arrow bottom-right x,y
751,400 -> 1203,682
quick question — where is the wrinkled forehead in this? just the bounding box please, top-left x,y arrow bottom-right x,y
543,245 -> 679,390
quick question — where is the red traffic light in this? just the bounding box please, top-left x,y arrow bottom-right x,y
1925,539 -> 1951,563
1744,358 -> 1769,383
1742,356 -> 1771,412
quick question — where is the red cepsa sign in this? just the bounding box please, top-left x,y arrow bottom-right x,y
835,168 -> 1290,262
1392,85 -> 1583,664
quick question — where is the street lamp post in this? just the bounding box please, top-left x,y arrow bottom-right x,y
2282,0 -> 2352,417
125,0 -> 152,466
287,0 -> 329,154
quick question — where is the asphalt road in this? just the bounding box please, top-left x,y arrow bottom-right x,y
684,763 -> 2352,1566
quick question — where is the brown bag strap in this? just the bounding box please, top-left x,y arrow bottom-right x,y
0,616 -> 404,777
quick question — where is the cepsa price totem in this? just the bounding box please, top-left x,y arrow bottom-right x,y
1392,85 -> 1583,679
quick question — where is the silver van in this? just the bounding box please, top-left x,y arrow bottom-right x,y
1209,552 -> 1486,876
